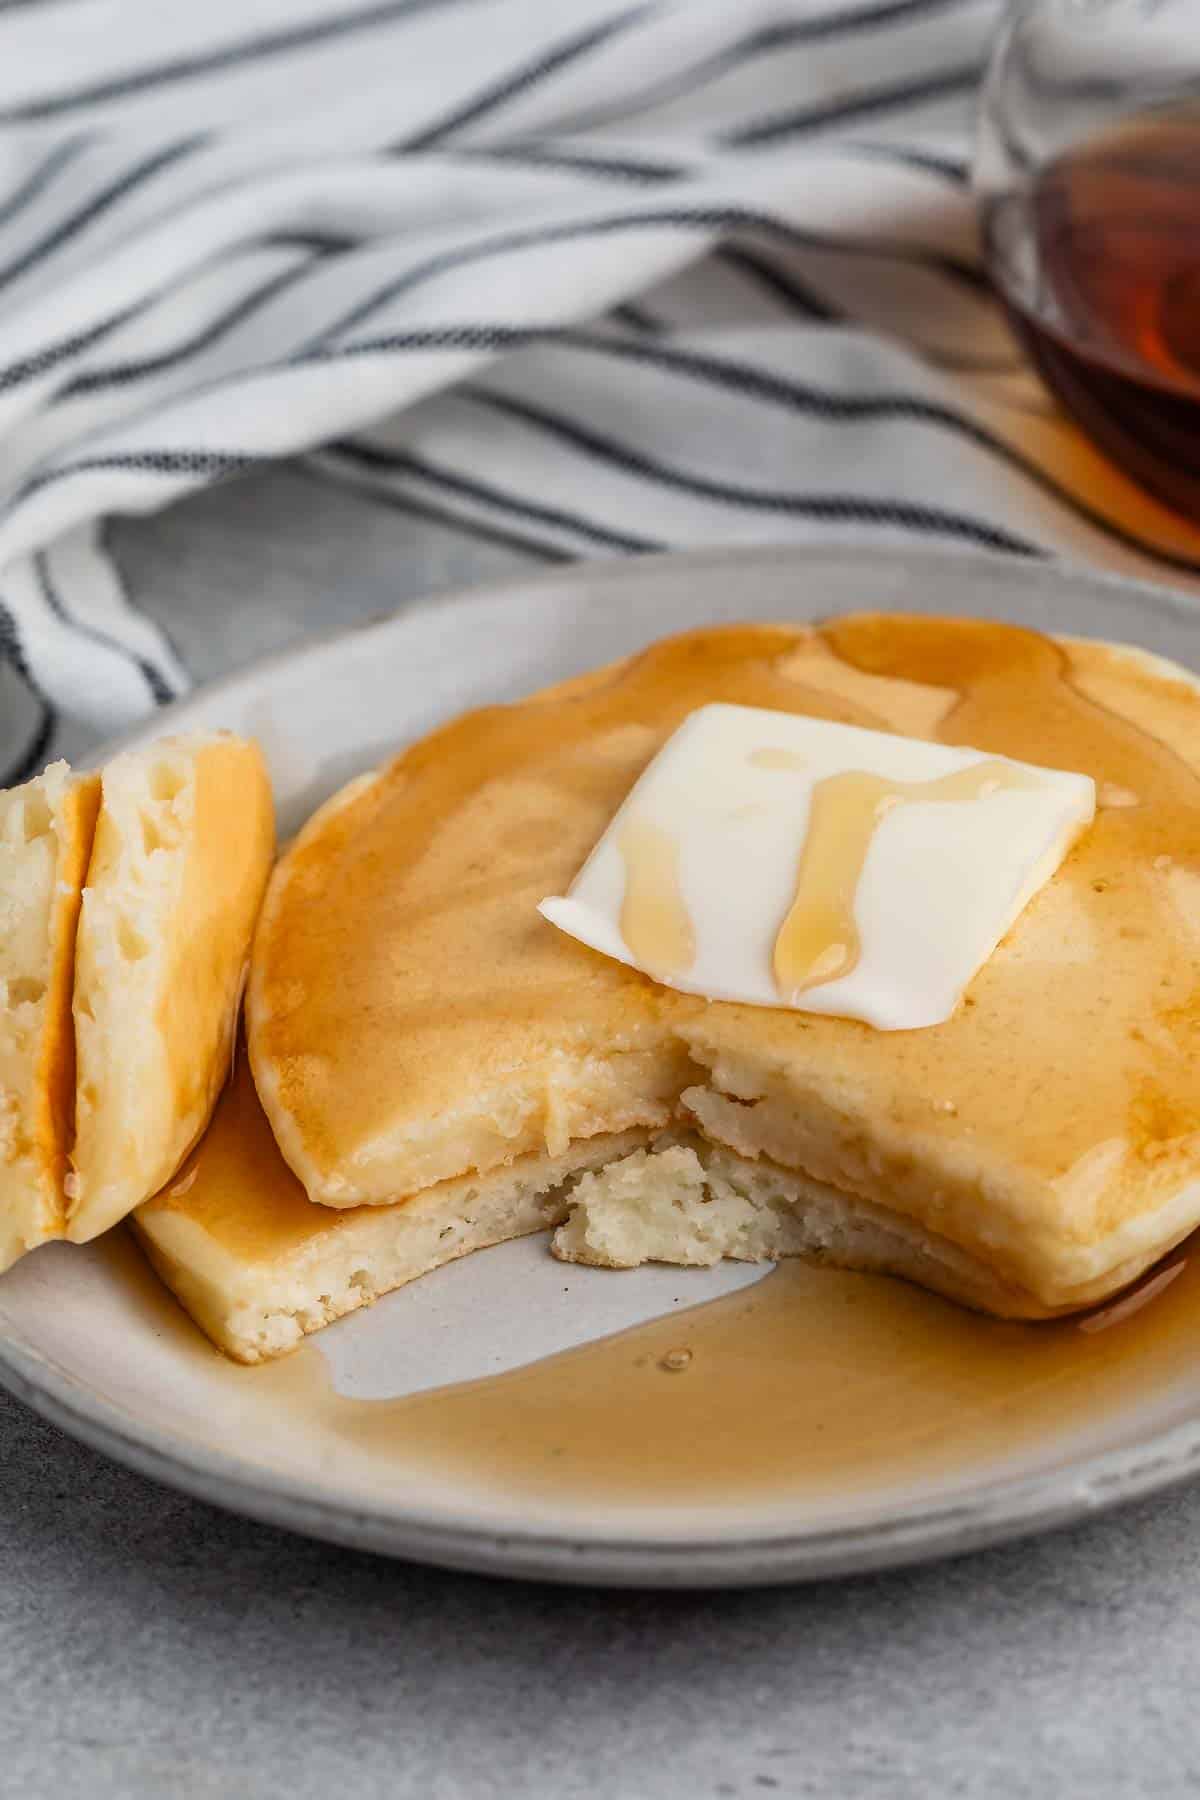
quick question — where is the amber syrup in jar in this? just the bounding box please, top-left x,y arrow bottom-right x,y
988,102 -> 1200,517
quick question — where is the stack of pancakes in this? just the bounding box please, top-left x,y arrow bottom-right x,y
0,735 -> 273,1271
118,614 -> 1200,1361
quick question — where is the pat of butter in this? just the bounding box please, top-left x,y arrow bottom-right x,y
539,703 -> 1095,1031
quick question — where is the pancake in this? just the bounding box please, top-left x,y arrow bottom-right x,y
133,1050 -> 648,1363
0,763 -> 100,1273
134,1051 -> 1046,1364
68,734 -> 274,1244
679,618 -> 1200,1311
244,615 -> 1200,1323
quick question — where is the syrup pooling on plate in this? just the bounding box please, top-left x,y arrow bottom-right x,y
335,1240 -> 1200,1504
123,1071 -> 1200,1506
772,758 -> 1048,999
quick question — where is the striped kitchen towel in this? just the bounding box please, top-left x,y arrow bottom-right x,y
2,0 -> 1198,781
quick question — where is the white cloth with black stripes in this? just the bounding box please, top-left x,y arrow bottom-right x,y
1,0 -> 1196,784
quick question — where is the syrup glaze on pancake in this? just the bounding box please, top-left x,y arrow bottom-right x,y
250,625 -> 854,1204
687,618 -> 1200,1303
249,616 -> 1200,1309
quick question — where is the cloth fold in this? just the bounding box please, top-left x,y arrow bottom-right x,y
1,0 -> 1197,782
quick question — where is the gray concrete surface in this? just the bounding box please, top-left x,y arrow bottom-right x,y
3,469 -> 1200,1797
6,1381 -> 1200,1799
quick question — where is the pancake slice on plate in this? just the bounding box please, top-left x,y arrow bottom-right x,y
0,763 -> 100,1273
134,1051 -> 647,1363
68,734 -> 275,1244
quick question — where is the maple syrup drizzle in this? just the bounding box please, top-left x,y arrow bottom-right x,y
618,817 -> 695,976
772,760 -> 1044,999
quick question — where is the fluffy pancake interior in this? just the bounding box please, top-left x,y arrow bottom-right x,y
0,763 -> 99,1273
70,734 -> 274,1244
246,617 -> 1200,1319
550,1142 -> 1060,1318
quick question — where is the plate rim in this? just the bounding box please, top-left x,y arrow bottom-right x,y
7,1301 -> 1200,1587
6,539 -> 1200,1587
83,539 -> 1200,766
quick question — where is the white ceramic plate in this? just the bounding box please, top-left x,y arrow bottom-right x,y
5,543 -> 1200,1588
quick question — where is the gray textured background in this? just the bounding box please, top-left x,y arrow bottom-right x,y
6,1383 -> 1200,1799
4,471 -> 1200,1797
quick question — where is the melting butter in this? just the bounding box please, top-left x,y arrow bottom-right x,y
543,702 -> 1094,1029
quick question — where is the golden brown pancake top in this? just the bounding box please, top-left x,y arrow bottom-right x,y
247,615 -> 1200,1299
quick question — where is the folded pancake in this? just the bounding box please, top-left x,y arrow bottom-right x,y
69,734 -> 274,1244
134,1052 -> 647,1363
0,763 -> 100,1273
245,616 -> 1200,1324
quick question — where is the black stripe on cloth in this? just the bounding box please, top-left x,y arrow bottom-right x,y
754,0 -> 982,44
0,307 -> 143,394
264,229 -> 361,256
717,247 -> 841,321
610,301 -> 665,334
0,133 -> 208,298
0,133 -> 91,232
13,308 -> 1123,566
307,323 -> 535,357
0,0 -> 448,126
328,439 -> 660,553
449,142 -> 687,184
5,327 -> 537,506
308,460 -> 570,564
0,231 -> 350,395
724,63 -> 986,147
847,140 -> 970,183
552,330 -> 1200,577
9,449 -> 251,514
63,250 -> 327,398
0,599 -> 56,786
34,551 -> 174,705
400,5 -> 653,151
311,203 -> 989,348
452,386 -> 1043,555
562,0 -> 978,134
